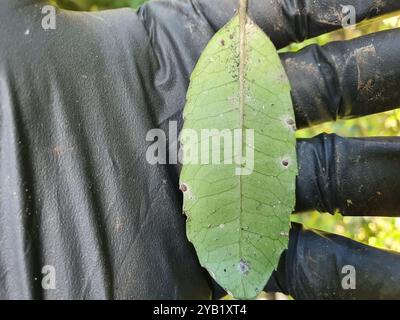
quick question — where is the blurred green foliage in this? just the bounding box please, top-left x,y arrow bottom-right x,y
54,0 -> 400,253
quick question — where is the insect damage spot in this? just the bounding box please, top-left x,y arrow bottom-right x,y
286,118 -> 295,125
180,183 -> 188,192
180,182 -> 195,200
228,94 -> 239,106
280,157 -> 291,168
283,117 -> 296,131
228,56 -> 240,80
237,259 -> 250,275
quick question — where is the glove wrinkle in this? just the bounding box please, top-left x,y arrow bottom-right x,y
296,134 -> 336,214
281,0 -> 309,44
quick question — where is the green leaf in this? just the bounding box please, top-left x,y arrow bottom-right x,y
180,13 -> 297,299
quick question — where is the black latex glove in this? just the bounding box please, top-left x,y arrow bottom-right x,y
1,0 -> 400,300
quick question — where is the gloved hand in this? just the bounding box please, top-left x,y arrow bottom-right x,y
0,0 -> 400,300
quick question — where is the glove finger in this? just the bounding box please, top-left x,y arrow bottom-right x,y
266,223 -> 400,299
295,134 -> 400,216
281,28 -> 400,129
195,0 -> 400,48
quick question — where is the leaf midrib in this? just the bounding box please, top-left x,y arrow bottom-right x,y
238,0 -> 248,296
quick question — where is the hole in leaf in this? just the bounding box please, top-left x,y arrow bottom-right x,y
238,259 -> 250,275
